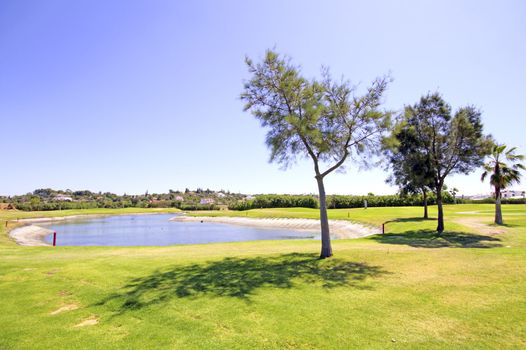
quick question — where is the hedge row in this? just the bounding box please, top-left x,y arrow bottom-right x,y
12,193 -> 522,212
229,192 -> 461,210
13,201 -> 101,211
325,192 -> 458,209
179,204 -> 219,211
12,200 -> 215,211
229,195 -> 319,210
463,197 -> 526,205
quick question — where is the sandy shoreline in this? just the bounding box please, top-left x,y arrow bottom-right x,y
9,225 -> 54,246
170,216 -> 380,239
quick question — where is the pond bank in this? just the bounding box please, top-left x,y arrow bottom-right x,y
171,216 -> 380,239
9,225 -> 54,246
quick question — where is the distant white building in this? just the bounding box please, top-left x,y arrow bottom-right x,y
245,195 -> 255,200
499,189 -> 525,199
200,198 -> 215,205
175,196 -> 184,201
54,195 -> 73,201
217,193 -> 226,198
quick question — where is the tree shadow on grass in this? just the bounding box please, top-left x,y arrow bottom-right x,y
385,217 -> 436,223
498,222 -> 521,228
96,253 -> 387,314
371,230 -> 502,248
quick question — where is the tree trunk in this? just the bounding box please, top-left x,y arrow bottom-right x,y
316,176 -> 332,259
495,187 -> 503,225
436,188 -> 444,233
422,189 -> 428,219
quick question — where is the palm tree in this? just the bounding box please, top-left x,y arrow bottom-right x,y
481,144 -> 525,225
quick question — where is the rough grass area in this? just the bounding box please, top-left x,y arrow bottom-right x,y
1,205 -> 525,349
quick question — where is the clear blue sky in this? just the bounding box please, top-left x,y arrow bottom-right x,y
1,0 -> 525,196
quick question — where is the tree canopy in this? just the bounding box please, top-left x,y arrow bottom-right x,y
383,117 -> 435,218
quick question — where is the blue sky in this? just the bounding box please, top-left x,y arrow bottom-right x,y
1,0 -> 525,196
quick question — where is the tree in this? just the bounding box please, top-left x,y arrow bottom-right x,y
241,50 -> 390,258
481,144 -> 524,225
384,119 -> 434,219
395,93 -> 491,233
29,196 -> 41,211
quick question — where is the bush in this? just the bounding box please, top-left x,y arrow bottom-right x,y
179,204 -> 219,211
463,197 -> 526,205
228,192 -> 461,211
229,195 -> 318,210
12,201 -> 100,211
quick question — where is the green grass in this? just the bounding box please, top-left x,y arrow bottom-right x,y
0,205 -> 525,349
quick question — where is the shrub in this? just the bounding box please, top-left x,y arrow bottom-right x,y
229,195 -> 318,210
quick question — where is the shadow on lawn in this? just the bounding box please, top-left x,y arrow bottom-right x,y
97,253 -> 386,313
384,217 -> 436,223
372,230 -> 502,248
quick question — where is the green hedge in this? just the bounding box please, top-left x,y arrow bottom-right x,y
17,192 -> 521,212
13,201 -> 100,211
229,192 -> 460,210
326,192 -> 457,208
229,195 -> 318,210
463,197 -> 526,205
179,204 -> 218,211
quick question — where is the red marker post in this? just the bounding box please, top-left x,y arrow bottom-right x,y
53,232 -> 57,246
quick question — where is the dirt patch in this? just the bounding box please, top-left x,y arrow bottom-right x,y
50,304 -> 79,315
74,317 -> 98,327
455,217 -> 507,235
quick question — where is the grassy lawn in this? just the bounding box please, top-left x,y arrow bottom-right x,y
0,205 -> 525,349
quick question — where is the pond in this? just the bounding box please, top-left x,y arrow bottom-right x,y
41,214 -> 316,246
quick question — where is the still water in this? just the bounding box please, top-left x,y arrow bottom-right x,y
41,214 -> 316,246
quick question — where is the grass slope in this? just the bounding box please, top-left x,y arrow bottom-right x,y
0,205 -> 525,349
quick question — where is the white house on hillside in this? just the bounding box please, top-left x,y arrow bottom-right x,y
200,198 -> 215,205
54,195 -> 73,201
498,189 -> 525,199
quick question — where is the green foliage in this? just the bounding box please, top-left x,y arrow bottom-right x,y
480,143 -> 525,224
464,197 -> 526,205
228,193 -> 458,210
393,92 -> 492,232
229,195 -> 319,210
396,93 -> 491,186
481,144 -> 525,194
179,204 -> 219,211
13,201 -> 99,211
2,188 -> 246,212
241,50 -> 390,173
326,192 -> 456,208
383,114 -> 434,195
